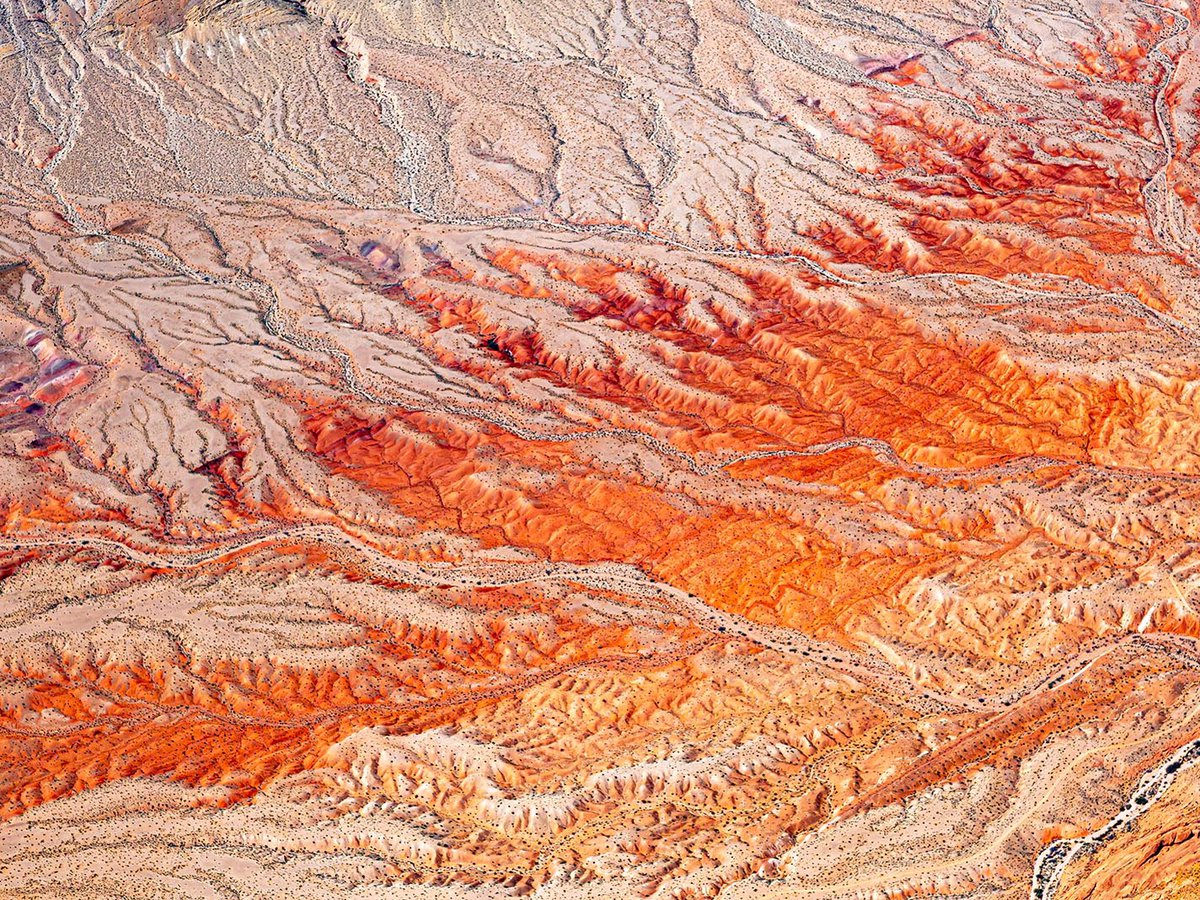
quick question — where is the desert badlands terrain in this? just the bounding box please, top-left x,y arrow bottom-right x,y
3,0 -> 1200,897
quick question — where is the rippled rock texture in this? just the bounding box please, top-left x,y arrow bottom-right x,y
3,0 -> 1200,897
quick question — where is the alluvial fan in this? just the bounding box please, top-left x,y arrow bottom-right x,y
3,0 -> 1200,897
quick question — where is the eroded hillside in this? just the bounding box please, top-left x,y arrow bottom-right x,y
2,0 -> 1200,897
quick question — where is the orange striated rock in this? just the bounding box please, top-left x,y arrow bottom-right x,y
1054,764 -> 1200,900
